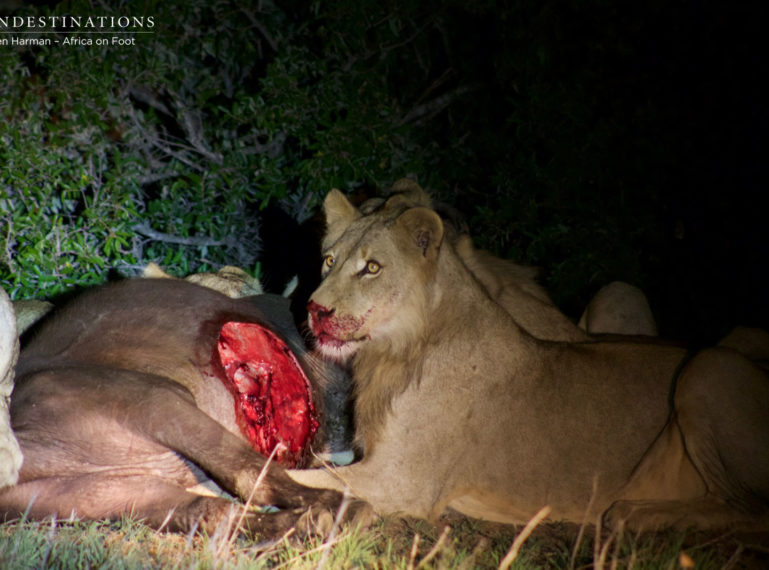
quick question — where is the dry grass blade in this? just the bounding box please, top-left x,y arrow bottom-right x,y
416,525 -> 451,569
608,520 -> 624,570
595,524 -> 616,570
722,544 -> 745,570
570,476 -> 599,570
456,536 -> 489,570
407,532 -> 421,570
593,509 -> 603,565
270,532 -> 344,569
498,505 -> 551,570
679,550 -> 695,569
39,514 -> 57,568
215,444 -> 281,559
153,507 -> 176,535
316,487 -> 352,570
249,527 -> 297,567
185,518 -> 200,549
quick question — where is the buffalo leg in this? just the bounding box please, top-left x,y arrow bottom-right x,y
0,474 -> 308,537
6,368 -> 346,532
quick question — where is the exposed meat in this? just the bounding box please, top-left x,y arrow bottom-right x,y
217,321 -> 319,467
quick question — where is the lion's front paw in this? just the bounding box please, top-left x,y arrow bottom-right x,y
295,498 -> 375,539
345,498 -> 376,530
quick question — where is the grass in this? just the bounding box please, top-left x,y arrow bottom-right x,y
2,508 -> 768,569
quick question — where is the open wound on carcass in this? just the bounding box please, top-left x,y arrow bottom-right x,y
217,322 -> 319,467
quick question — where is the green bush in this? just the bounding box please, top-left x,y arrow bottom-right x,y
0,0 -> 440,299
2,0 -> 763,340
0,0 -> 669,304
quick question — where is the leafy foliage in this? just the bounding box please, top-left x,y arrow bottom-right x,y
0,0 -> 434,299
1,0 -> 765,339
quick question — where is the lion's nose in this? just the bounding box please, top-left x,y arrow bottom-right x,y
307,300 -> 335,323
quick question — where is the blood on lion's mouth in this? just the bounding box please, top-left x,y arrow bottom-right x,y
315,331 -> 352,348
314,331 -> 367,361
216,321 -> 319,468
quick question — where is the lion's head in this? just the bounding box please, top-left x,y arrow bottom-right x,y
307,189 -> 445,361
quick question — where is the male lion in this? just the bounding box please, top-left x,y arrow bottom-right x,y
289,189 -> 769,531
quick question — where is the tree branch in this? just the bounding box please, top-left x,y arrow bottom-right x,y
128,85 -> 173,117
396,84 -> 478,127
133,223 -> 227,247
240,131 -> 286,158
239,7 -> 278,52
177,107 -> 224,165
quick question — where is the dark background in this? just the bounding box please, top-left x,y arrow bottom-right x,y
2,0 -> 766,345
281,0 -> 769,344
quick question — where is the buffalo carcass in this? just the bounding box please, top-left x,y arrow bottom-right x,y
0,278 -> 365,537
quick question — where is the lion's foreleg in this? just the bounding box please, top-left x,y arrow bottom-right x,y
287,467 -> 352,493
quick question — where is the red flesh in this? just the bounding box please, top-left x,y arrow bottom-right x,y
217,322 -> 318,468
307,300 -> 364,341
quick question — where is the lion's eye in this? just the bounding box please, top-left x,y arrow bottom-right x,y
323,254 -> 335,269
364,260 -> 381,275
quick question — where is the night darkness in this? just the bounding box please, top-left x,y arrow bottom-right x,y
288,1 -> 769,346
2,0 -> 767,346
602,1 -> 768,345
444,1 -> 769,345
2,2 -> 769,562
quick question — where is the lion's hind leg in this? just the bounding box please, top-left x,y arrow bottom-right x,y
675,348 -> 769,517
607,348 -> 769,531
605,495 -> 769,533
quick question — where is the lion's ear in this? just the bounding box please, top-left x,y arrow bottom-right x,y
389,179 -> 432,208
397,207 -> 444,259
323,189 -> 361,244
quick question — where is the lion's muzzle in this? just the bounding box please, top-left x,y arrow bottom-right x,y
307,300 -> 339,342
307,300 -> 367,359
307,301 -> 334,326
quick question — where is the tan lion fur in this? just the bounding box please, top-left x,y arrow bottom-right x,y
289,189 -> 769,532
12,299 -> 54,336
578,281 -> 658,336
357,180 -> 588,342
719,326 -> 769,363
371,181 -> 660,340
143,262 -> 263,298
0,288 -> 23,488
718,326 -> 769,373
